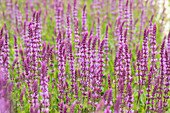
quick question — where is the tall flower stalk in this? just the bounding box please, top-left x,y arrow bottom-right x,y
40,61 -> 49,112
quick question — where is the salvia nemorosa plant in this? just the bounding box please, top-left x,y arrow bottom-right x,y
0,0 -> 169,113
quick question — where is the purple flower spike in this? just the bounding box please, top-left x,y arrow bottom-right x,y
124,0 -> 129,30
104,25 -> 109,68
96,39 -> 106,98
32,80 -> 39,112
69,42 -> 75,94
150,23 -> 158,79
114,94 -> 121,113
164,49 -> 169,108
107,89 -> 113,106
69,101 -> 76,113
142,28 -> 149,74
167,32 -> 170,56
158,39 -> 165,107
73,0 -> 78,26
40,62 -> 49,112
64,104 -> 67,113
81,4 -> 87,36
80,32 -> 88,97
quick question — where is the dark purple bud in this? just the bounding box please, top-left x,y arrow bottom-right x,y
83,4 -> 87,12
13,34 -> 17,46
150,14 -> 155,22
0,38 -> 4,49
0,27 -> 3,38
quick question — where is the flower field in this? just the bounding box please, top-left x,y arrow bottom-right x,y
0,0 -> 169,113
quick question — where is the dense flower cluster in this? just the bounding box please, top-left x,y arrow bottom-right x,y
0,0 -> 169,113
